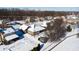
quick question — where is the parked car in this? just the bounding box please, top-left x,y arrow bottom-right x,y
38,37 -> 49,43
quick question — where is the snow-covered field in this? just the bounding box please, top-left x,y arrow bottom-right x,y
0,33 -> 41,51
52,28 -> 79,51
41,28 -> 79,51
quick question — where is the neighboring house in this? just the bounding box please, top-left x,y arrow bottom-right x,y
25,17 -> 35,23
3,27 -> 25,44
15,21 -> 25,25
4,28 -> 15,36
0,20 -> 3,24
35,18 -> 40,22
7,21 -> 24,25
4,34 -> 19,42
45,16 -> 53,20
19,24 -> 30,33
11,24 -> 21,30
27,24 -> 46,36
39,17 -> 45,21
66,15 -> 78,20
3,28 -> 17,42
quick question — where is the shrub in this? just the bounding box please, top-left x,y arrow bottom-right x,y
66,25 -> 72,32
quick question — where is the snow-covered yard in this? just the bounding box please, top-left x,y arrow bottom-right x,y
48,28 -> 79,51
52,35 -> 79,51
41,28 -> 79,51
52,29 -> 79,51
0,33 -> 42,51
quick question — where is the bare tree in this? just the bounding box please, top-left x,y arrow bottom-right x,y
46,18 -> 66,42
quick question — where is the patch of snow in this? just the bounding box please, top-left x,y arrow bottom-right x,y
28,24 -> 45,32
52,35 -> 79,51
19,24 -> 29,31
5,34 -> 19,41
4,28 -> 15,35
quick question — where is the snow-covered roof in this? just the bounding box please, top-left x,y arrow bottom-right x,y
0,20 -> 3,24
4,28 -> 15,35
19,24 -> 29,31
12,24 -> 21,30
28,24 -> 45,32
36,20 -> 51,28
7,21 -> 16,25
41,21 -> 47,27
7,21 -> 25,25
16,21 -> 25,24
5,34 -> 19,41
67,15 -> 78,19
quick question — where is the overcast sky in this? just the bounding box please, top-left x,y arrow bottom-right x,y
0,7 -> 79,11
19,7 -> 79,11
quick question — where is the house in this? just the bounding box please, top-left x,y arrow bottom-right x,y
4,34 -> 19,42
0,20 -> 3,24
41,21 -> 51,28
45,16 -> 53,20
25,17 -> 31,23
27,24 -> 46,36
2,28 -> 17,42
39,17 -> 45,21
15,21 -> 25,25
4,28 -> 15,36
3,27 -> 25,44
0,27 -> 17,44
35,18 -> 40,22
66,15 -> 78,20
19,24 -> 30,33
25,17 -> 35,23
7,21 -> 25,25
11,24 -> 21,30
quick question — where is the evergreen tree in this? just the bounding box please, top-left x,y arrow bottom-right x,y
66,25 -> 72,32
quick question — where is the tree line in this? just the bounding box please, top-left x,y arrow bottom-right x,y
0,8 -> 78,20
